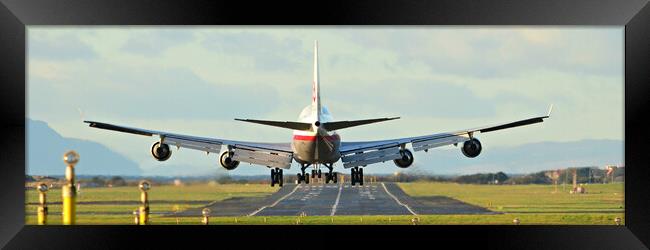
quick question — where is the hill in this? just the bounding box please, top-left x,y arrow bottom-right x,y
27,119 -> 142,175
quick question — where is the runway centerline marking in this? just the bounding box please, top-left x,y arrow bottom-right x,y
381,182 -> 418,216
330,184 -> 343,216
248,184 -> 301,216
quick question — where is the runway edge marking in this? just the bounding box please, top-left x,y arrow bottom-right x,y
381,182 -> 418,216
329,183 -> 343,216
248,184 -> 301,216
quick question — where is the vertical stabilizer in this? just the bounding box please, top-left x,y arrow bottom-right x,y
312,40 -> 322,122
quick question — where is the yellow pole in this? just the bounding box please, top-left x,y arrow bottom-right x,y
37,183 -> 49,225
138,181 -> 151,225
62,150 -> 79,225
62,182 -> 76,225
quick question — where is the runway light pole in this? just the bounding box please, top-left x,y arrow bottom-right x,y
62,150 -> 79,225
133,209 -> 140,225
202,208 -> 211,225
138,180 -> 151,225
37,183 -> 49,225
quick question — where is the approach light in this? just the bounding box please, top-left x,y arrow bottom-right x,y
139,180 -> 151,192
63,150 -> 80,166
37,183 -> 49,193
202,208 -> 211,217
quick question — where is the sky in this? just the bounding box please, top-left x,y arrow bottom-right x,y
27,26 -> 624,176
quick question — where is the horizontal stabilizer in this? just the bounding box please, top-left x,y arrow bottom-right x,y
322,117 -> 400,131
235,119 -> 313,131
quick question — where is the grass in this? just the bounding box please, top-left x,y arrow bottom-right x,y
397,182 -> 624,213
25,182 -> 625,225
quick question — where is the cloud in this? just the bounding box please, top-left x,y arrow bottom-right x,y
339,28 -> 622,78
28,31 -> 97,60
120,29 -> 195,56
327,79 -> 496,119
200,31 -> 308,71
29,64 -> 282,120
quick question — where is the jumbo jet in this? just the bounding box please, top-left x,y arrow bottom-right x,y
84,41 -> 552,186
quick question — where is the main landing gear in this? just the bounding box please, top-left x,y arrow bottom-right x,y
296,163 -> 338,184
297,164 -> 310,184
270,168 -> 283,187
350,167 -> 364,186
322,163 -> 337,184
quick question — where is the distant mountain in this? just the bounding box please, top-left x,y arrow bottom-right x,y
406,139 -> 623,175
27,119 -> 142,176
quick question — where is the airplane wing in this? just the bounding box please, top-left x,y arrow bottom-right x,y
83,121 -> 294,169
338,106 -> 553,169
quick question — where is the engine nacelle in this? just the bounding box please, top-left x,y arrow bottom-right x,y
461,138 -> 482,158
219,151 -> 240,170
151,142 -> 172,161
393,149 -> 414,168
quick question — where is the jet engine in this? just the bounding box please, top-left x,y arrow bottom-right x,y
151,142 -> 172,161
219,151 -> 240,170
393,149 -> 414,168
461,138 -> 482,158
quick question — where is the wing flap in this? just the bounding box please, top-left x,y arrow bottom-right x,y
232,146 -> 293,169
341,146 -> 402,169
412,134 -> 469,152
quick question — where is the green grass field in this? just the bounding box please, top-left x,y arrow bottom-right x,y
25,182 -> 624,225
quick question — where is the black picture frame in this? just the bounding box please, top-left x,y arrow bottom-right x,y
1,0 -> 648,248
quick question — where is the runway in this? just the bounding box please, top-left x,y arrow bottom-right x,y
174,182 -> 495,217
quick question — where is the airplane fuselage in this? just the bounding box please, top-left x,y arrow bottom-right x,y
291,105 -> 341,164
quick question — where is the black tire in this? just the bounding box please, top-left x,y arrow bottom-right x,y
270,169 -> 276,186
305,173 -> 310,184
318,170 -> 322,178
297,173 -> 302,184
333,173 -> 338,183
278,169 -> 283,187
324,173 -> 330,183
357,168 -> 363,186
359,168 -> 364,186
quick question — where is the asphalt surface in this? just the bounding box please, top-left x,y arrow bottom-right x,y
174,182 -> 496,217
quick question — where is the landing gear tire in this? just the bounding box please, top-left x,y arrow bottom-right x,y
305,173 -> 310,184
270,168 -> 283,187
351,167 -> 363,186
318,170 -> 322,178
324,172 -> 331,183
359,168 -> 364,186
333,172 -> 338,183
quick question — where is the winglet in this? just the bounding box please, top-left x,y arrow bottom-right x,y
77,107 -> 85,122
546,104 -> 554,118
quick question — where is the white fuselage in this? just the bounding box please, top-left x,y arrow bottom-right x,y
291,105 -> 341,164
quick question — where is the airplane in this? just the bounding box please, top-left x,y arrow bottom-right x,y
84,40 -> 552,187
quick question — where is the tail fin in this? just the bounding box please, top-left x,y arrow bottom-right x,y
312,40 -> 322,122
